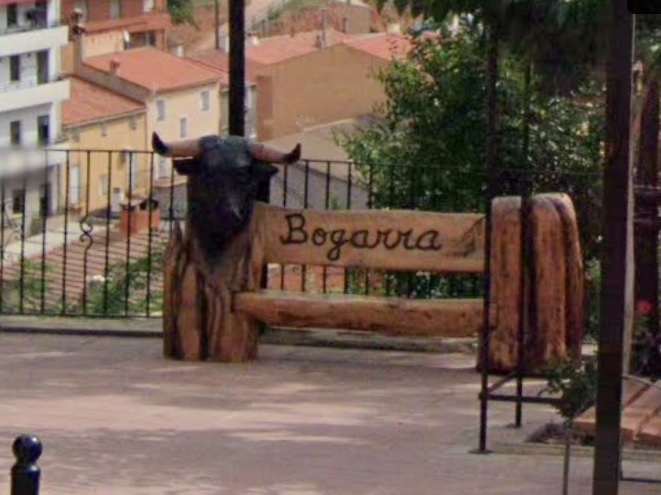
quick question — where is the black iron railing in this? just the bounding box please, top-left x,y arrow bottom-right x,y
0,148 -> 601,318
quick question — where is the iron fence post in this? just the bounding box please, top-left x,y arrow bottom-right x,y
11,434 -> 42,495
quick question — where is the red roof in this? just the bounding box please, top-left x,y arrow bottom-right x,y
344,33 -> 412,60
85,47 -> 220,93
186,50 -> 260,86
62,77 -> 144,127
245,29 -> 355,65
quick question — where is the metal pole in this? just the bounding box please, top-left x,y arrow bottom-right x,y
11,435 -> 42,495
229,0 -> 246,137
592,2 -> 634,494
214,0 -> 220,50
478,21 -> 499,454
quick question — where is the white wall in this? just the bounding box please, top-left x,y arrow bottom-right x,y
0,103 -> 53,147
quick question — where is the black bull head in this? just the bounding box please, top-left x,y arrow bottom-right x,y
152,132 -> 301,262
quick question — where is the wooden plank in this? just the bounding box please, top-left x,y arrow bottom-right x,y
251,203 -> 485,274
574,378 -> 649,434
529,195 -> 567,372
637,409 -> 661,446
235,290 -> 484,337
480,196 -> 522,373
621,384 -> 661,440
541,193 -> 585,363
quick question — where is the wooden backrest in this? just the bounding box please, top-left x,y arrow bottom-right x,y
250,203 -> 486,274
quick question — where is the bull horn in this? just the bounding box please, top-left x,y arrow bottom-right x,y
247,142 -> 301,164
151,132 -> 201,158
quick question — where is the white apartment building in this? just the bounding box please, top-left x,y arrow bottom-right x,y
0,0 -> 70,236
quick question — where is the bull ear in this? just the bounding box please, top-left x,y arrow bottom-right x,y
252,162 -> 279,180
173,158 -> 201,176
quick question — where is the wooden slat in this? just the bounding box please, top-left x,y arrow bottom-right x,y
529,195 -> 567,371
637,410 -> 661,446
251,203 -> 485,274
621,384 -> 661,440
235,290 -> 484,337
573,378 -> 649,434
480,196 -> 522,372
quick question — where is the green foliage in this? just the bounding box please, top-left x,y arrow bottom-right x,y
342,28 -> 488,214
168,0 -> 195,24
541,358 -> 598,421
341,26 -> 605,256
85,245 -> 166,317
584,259 -> 601,342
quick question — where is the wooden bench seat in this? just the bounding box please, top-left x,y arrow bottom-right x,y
235,290 -> 484,337
574,377 -> 661,445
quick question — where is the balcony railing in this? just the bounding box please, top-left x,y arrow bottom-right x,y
0,20 -> 60,37
0,74 -> 64,94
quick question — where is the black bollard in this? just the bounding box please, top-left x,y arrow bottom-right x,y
11,435 -> 42,495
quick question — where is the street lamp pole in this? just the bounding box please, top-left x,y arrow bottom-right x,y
229,0 -> 246,137
592,1 -> 635,494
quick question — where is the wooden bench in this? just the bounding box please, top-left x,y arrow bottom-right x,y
574,376 -> 661,446
163,194 -> 583,366
235,203 -> 488,338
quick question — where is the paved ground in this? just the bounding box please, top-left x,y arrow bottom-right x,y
0,333 -> 659,494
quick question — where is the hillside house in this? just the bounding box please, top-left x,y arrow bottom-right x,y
62,76 -> 147,214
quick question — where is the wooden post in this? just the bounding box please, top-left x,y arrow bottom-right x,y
163,189 -> 264,363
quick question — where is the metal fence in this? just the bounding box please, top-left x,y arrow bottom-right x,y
0,148 -> 601,318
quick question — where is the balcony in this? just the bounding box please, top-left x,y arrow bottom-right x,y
0,24 -> 67,57
0,77 -> 70,113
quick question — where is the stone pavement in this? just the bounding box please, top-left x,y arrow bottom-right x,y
0,333 -> 659,494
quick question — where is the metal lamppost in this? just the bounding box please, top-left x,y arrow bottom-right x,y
229,0 -> 246,137
592,1 -> 635,494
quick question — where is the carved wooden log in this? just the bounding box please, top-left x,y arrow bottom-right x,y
479,196 -> 523,373
479,193 -> 585,374
163,220 -> 262,362
541,193 -> 585,364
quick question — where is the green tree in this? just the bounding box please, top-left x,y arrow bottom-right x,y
168,0 -> 195,24
341,25 -> 604,251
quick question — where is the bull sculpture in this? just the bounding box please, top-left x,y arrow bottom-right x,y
152,132 -> 301,263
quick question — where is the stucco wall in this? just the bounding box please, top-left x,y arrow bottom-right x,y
256,43 -> 388,140
63,112 -> 148,213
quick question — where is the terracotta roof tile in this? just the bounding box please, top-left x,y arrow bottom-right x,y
186,50 -> 260,86
62,77 -> 145,127
344,33 -> 412,60
85,47 -> 220,93
244,29 -> 356,65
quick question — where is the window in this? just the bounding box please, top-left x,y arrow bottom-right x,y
157,156 -> 169,179
100,123 -> 107,137
201,90 -> 210,112
37,115 -> 49,146
145,31 -> 156,47
70,128 -> 80,143
129,115 -> 137,130
36,50 -> 48,84
156,100 -> 166,121
69,164 -> 81,206
10,121 -> 21,146
10,55 -> 20,82
127,153 -> 139,190
109,0 -> 122,19
99,174 -> 109,196
39,183 -> 51,218
7,4 -> 18,28
11,189 -> 24,214
179,117 -> 188,138
143,0 -> 155,13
